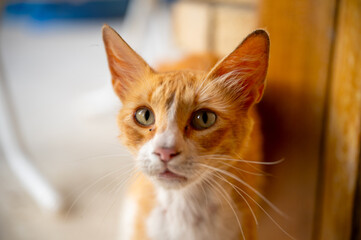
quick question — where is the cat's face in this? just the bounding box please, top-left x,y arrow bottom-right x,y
117,71 -> 251,189
103,25 -> 269,189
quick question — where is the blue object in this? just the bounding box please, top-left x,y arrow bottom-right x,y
4,0 -> 130,21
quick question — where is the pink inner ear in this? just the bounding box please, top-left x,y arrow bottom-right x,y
103,25 -> 152,101
212,33 -> 269,81
208,31 -> 269,105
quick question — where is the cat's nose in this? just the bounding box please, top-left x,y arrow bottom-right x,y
153,147 -> 180,162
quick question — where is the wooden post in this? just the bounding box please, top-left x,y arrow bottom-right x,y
317,0 -> 361,239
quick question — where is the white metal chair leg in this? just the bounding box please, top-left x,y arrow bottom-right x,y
0,70 -> 63,212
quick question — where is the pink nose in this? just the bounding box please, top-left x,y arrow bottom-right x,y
154,147 -> 180,162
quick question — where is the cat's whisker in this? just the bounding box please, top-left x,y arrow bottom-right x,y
195,170 -> 210,208
195,157 -> 266,177
212,171 -> 259,225
199,180 -> 209,208
207,176 -> 246,240
66,165 -> 135,217
227,179 -> 295,240
82,167 -> 138,230
243,159 -> 272,176
198,163 -> 286,218
200,154 -> 285,165
210,155 -> 277,177
70,153 -> 133,164
79,167 -> 137,217
202,174 -> 225,210
102,167 -> 139,199
215,160 -> 266,177
233,153 -> 285,173
74,161 -> 134,195
185,185 -> 202,211
85,168 -> 140,240
99,170 -> 141,226
200,164 -> 295,239
64,160 -> 135,201
186,171 -> 204,209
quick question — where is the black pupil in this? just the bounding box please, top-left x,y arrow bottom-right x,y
202,112 -> 208,123
144,110 -> 150,121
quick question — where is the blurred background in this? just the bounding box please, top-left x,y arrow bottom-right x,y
0,0 -> 360,240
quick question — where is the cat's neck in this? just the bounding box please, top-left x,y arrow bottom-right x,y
148,179 -> 239,240
155,180 -> 221,214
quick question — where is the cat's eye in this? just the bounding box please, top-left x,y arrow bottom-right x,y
134,107 -> 155,127
191,110 -> 217,130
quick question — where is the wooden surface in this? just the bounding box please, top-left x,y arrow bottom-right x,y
214,5 -> 257,55
172,1 -> 259,55
257,1 -> 337,239
317,0 -> 361,239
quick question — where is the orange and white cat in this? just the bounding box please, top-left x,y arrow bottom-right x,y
103,24 -> 269,240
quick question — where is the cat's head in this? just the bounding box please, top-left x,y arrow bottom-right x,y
103,25 -> 269,189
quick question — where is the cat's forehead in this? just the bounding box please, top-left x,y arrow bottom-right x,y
147,71 -> 203,106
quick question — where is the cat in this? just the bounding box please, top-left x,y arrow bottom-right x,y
102,24 -> 269,240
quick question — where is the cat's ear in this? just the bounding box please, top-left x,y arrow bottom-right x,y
102,24 -> 153,101
207,30 -> 270,108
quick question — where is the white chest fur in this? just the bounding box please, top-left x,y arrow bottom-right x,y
146,184 -> 239,240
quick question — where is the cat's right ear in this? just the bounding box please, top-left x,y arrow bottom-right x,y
102,24 -> 153,101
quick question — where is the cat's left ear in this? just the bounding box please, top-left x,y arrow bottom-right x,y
207,30 -> 270,108
102,24 -> 153,101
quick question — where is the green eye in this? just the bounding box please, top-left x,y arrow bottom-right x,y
134,107 -> 155,126
191,110 -> 217,130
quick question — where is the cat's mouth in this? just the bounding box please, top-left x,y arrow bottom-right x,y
158,169 -> 187,182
